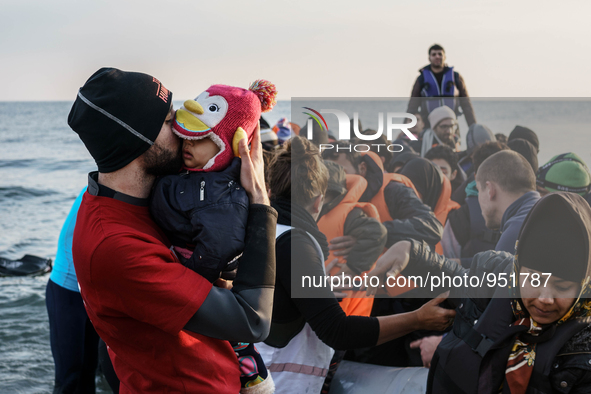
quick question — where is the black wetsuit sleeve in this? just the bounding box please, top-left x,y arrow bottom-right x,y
455,72 -> 477,126
183,205 -> 277,342
382,182 -> 443,248
278,231 -> 380,350
342,208 -> 387,274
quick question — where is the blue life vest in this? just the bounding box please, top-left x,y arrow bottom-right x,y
420,67 -> 456,114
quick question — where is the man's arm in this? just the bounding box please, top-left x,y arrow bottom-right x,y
366,239 -> 513,300
184,125 -> 278,342
382,182 -> 443,247
184,205 -> 277,342
455,72 -> 477,126
341,208 -> 387,274
406,76 -> 423,114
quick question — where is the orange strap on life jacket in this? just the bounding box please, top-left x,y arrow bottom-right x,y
370,173 -> 419,222
359,151 -> 422,297
434,175 -> 460,255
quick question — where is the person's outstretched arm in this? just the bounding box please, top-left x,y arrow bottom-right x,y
382,182 -> 443,247
366,240 -> 513,301
285,233 -> 454,350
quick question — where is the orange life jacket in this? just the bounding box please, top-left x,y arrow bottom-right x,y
433,175 -> 461,254
369,173 -> 419,222
317,174 -> 379,316
360,152 -> 421,297
360,151 -> 419,222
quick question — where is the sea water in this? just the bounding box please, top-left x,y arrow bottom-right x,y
0,99 -> 590,392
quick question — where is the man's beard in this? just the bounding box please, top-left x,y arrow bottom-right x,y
142,140 -> 183,176
439,134 -> 457,149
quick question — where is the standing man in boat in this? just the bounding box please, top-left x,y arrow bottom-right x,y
407,44 -> 477,128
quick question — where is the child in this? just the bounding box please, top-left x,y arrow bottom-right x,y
150,80 -> 277,393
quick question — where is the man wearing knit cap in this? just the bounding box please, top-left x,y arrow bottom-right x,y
508,125 -> 539,153
68,67 -> 277,393
536,152 -> 591,196
420,105 -> 460,156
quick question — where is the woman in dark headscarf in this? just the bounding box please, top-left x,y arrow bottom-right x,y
399,157 -> 444,211
508,138 -> 539,173
369,192 -> 591,393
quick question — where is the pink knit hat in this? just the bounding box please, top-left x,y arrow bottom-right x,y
173,80 -> 277,172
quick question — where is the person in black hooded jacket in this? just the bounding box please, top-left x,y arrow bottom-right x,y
368,192 -> 591,394
363,156 -> 451,367
319,160 -> 387,275
508,138 -> 538,173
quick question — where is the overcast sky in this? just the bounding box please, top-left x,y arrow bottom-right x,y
2,0 -> 590,101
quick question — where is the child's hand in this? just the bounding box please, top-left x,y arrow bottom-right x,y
239,122 -> 269,205
214,278 -> 233,290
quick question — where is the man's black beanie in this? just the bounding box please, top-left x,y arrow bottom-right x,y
68,67 -> 173,173
509,126 -> 539,154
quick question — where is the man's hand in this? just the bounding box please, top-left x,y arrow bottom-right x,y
414,292 -> 455,332
325,258 -> 351,298
326,257 -> 356,286
334,263 -> 356,278
410,335 -> 444,368
329,235 -> 356,258
365,240 -> 411,296
214,278 -> 233,290
239,123 -> 269,205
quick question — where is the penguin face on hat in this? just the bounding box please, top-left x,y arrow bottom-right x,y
173,85 -> 260,172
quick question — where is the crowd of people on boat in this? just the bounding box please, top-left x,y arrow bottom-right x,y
45,44 -> 591,394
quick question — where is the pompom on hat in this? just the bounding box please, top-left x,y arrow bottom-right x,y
173,79 -> 277,172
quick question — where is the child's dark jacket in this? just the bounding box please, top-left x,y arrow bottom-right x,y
150,158 -> 249,282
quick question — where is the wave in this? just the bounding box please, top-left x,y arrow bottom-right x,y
0,187 -> 57,199
0,159 -> 37,168
0,159 -> 90,171
42,160 -> 90,172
